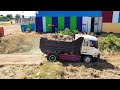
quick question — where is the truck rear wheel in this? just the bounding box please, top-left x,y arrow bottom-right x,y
47,53 -> 59,62
83,56 -> 93,63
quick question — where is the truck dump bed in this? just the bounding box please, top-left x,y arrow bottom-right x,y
40,37 -> 84,55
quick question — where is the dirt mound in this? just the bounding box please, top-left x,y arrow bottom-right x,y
0,34 -> 34,54
41,33 -> 75,42
37,61 -> 64,79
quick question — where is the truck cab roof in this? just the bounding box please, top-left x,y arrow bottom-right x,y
75,34 -> 98,41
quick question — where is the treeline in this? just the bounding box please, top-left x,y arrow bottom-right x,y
0,14 -> 22,21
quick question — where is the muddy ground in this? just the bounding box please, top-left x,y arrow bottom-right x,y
0,24 -> 120,79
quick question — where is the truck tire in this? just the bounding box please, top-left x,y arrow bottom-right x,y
83,56 -> 93,63
47,53 -> 59,62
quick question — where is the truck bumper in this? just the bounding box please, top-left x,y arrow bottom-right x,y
93,54 -> 100,62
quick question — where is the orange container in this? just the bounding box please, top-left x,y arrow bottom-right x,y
0,27 -> 4,37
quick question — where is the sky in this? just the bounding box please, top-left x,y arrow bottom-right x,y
0,11 -> 36,17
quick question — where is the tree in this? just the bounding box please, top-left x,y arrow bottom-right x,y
0,15 -> 3,19
6,14 -> 13,20
22,15 -> 24,18
15,14 -> 21,24
15,14 -> 21,20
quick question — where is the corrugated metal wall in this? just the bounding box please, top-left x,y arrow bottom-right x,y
36,16 -> 102,33
36,11 -> 102,33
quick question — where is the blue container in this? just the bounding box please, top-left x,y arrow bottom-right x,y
31,24 -> 36,32
21,25 -> 27,32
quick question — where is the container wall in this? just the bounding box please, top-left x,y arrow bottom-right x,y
102,11 -> 113,23
36,17 -> 43,32
102,23 -> 120,33
46,16 -> 52,32
112,11 -> 119,23
52,17 -> 58,32
31,24 -> 36,32
94,17 -> 99,32
118,11 -> 120,23
77,17 -> 82,32
64,17 -> 70,29
42,17 -> 46,32
58,16 -> 64,31
98,17 -> 102,33
82,17 -> 91,32
70,16 -> 77,32
36,11 -> 103,33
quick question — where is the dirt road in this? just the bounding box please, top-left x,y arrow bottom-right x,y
0,55 -> 43,64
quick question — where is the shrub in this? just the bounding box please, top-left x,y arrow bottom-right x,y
58,28 -> 79,35
99,34 -> 120,53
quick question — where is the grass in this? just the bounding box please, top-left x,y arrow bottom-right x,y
37,61 -> 64,79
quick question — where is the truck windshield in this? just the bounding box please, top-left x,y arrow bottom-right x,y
90,40 -> 98,48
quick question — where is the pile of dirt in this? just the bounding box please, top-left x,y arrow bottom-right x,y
41,33 -> 75,42
37,61 -> 64,79
0,34 -> 33,54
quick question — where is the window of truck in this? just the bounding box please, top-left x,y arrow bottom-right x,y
90,40 -> 98,48
83,40 -> 88,46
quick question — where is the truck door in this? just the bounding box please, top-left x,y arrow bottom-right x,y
81,39 -> 89,53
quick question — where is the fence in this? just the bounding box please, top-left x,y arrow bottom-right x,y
16,17 -> 35,24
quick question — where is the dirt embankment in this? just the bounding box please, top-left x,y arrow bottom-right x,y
0,33 -> 41,54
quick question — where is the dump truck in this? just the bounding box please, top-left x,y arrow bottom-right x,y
40,34 -> 100,63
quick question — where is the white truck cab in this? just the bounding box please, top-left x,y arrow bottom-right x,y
75,34 -> 100,63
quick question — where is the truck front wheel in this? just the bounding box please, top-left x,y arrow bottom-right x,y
83,56 -> 93,63
47,53 -> 59,62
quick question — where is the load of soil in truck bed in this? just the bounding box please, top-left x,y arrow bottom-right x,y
40,37 -> 84,55
41,33 -> 75,42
